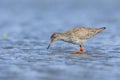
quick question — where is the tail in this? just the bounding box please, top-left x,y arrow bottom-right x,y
96,27 -> 106,33
100,27 -> 106,30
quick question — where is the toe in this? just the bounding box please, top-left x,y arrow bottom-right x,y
71,50 -> 81,54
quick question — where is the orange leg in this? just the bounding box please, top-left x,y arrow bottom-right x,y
71,45 -> 84,54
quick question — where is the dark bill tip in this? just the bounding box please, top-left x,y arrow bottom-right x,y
47,38 -> 54,50
47,44 -> 50,49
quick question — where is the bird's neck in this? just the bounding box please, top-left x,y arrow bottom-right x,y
59,33 -> 69,41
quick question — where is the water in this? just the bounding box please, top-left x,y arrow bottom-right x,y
0,0 -> 120,80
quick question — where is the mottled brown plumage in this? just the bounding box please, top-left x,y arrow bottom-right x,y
47,27 -> 106,54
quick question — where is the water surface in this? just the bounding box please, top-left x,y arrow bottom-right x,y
0,0 -> 120,80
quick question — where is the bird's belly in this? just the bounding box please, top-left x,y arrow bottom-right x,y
72,39 -> 87,45
63,39 -> 87,45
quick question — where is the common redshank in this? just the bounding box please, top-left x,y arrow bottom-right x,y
47,27 -> 106,54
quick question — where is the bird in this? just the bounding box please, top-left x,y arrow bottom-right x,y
47,26 -> 106,54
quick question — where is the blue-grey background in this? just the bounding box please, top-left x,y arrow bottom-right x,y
0,0 -> 120,80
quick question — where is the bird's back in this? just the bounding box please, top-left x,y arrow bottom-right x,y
63,27 -> 106,44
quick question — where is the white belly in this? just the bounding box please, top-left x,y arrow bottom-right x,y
62,38 -> 87,45
71,39 -> 87,45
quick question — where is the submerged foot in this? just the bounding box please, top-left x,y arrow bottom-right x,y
71,49 -> 84,54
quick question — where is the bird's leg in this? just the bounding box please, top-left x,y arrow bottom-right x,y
71,45 -> 84,54
80,45 -> 84,54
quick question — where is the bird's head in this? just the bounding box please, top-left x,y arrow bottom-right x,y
47,32 -> 63,49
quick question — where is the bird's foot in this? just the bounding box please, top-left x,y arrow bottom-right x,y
71,50 -> 81,54
71,45 -> 84,54
71,48 -> 84,54
80,47 -> 84,54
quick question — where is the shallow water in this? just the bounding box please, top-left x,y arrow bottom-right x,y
0,0 -> 120,80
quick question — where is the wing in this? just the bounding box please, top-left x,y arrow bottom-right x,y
65,27 -> 103,40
